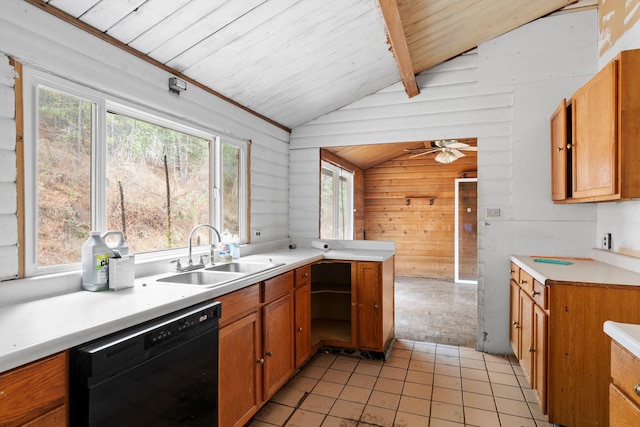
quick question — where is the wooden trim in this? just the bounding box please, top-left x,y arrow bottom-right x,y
378,0 -> 419,98
321,149 -> 358,173
10,57 -> 25,279
23,0 -> 291,134
246,140 -> 252,244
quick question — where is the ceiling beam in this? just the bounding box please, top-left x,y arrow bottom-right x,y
379,0 -> 420,98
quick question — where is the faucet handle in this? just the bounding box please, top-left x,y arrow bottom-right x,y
199,254 -> 209,265
169,258 -> 182,271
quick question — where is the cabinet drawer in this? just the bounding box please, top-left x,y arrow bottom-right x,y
611,341 -> 640,408
510,262 -> 520,284
295,265 -> 311,288
532,279 -> 547,309
216,283 -> 260,327
610,383 -> 640,425
263,271 -> 294,303
0,352 -> 67,426
519,270 -> 534,294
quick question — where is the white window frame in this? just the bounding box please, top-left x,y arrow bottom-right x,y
22,67 -> 248,277
321,160 -> 354,240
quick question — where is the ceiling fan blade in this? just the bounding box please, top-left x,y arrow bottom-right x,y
450,149 -> 466,158
408,150 -> 434,158
447,142 -> 470,149
461,146 -> 478,151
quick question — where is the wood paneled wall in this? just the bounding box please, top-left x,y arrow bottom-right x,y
364,152 -> 477,279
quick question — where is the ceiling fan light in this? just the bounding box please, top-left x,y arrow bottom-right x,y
435,150 -> 457,164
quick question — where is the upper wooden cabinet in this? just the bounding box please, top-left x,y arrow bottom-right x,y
551,49 -> 640,203
550,98 -> 571,201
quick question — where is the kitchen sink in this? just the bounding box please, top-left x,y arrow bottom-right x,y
205,261 -> 284,275
156,270 -> 244,286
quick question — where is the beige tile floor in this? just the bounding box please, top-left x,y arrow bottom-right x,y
248,340 -> 551,427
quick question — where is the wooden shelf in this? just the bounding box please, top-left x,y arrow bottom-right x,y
311,282 -> 351,294
312,318 -> 351,345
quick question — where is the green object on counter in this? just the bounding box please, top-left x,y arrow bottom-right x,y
533,258 -> 573,265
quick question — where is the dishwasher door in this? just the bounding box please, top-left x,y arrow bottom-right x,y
70,301 -> 220,427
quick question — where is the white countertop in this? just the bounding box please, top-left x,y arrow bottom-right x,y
513,252 -> 640,362
605,321 -> 640,360
0,246 -> 394,373
511,255 -> 640,287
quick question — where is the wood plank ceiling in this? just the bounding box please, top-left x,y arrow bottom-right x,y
28,0 -> 584,134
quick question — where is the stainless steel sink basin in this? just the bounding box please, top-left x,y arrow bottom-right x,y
205,261 -> 284,275
156,270 -> 244,286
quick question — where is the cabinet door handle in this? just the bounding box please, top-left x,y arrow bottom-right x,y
297,327 -> 303,332
520,279 -> 528,285
529,347 -> 535,353
266,351 -> 273,357
532,290 -> 540,296
374,304 -> 379,309
257,358 -> 265,365
512,321 -> 520,329
634,384 -> 640,397
302,273 -> 308,278
566,143 -> 573,150
556,147 -> 563,151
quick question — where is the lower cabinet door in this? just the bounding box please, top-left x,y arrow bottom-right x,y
263,293 -> 294,400
219,312 -> 261,427
357,261 -> 382,350
294,284 -> 311,368
519,290 -> 534,386
533,304 -> 548,415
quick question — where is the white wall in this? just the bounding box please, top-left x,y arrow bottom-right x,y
0,0 -> 291,281
290,10 -> 599,353
596,14 -> 640,254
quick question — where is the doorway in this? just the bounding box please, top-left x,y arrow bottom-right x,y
455,178 -> 478,284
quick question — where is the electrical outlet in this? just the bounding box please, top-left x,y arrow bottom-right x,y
603,233 -> 612,250
254,230 -> 261,237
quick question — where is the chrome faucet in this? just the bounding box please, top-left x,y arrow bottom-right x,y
188,224 -> 222,267
170,224 -> 222,272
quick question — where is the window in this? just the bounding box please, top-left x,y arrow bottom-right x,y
320,161 -> 353,240
24,69 -> 248,276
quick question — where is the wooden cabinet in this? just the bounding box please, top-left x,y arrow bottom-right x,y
0,351 -> 68,427
551,48 -> 640,203
512,259 -> 640,426
217,270 -> 301,426
294,265 -> 311,369
310,257 -> 395,356
609,340 -> 640,426
572,60 -> 618,199
217,284 -> 261,427
262,292 -> 294,400
356,261 -> 383,350
509,262 -> 548,416
550,98 -> 571,201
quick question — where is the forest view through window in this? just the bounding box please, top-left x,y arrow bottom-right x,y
31,79 -> 246,272
320,161 -> 353,240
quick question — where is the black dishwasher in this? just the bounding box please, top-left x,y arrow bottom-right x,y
70,301 -> 221,427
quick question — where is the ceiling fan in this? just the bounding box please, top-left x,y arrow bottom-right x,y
404,140 -> 477,164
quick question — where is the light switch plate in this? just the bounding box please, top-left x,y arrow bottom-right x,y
486,208 -> 501,218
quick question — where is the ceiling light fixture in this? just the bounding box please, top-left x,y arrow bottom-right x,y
434,149 -> 459,164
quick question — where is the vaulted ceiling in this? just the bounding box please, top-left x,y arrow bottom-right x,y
27,0 -> 591,133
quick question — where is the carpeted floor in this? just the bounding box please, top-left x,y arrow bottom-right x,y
394,276 -> 477,348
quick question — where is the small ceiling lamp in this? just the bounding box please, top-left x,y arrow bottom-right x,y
434,148 -> 464,164
169,77 -> 187,95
